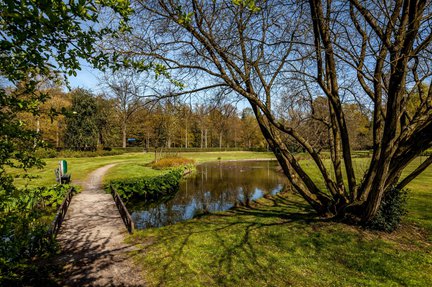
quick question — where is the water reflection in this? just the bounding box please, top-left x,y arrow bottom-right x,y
129,160 -> 288,229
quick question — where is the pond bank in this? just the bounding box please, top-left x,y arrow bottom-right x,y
127,190 -> 432,287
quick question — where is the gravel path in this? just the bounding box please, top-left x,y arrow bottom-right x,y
55,164 -> 145,287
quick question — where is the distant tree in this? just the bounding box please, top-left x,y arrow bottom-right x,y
177,104 -> 193,148
64,89 -> 99,151
195,104 -> 211,148
128,106 -> 154,150
209,104 -> 237,148
103,70 -> 145,148
241,108 -> 265,149
95,95 -> 118,148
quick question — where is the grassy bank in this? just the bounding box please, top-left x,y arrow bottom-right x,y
128,192 -> 431,286
125,157 -> 432,287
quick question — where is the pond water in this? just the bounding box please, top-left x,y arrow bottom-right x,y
129,160 -> 288,229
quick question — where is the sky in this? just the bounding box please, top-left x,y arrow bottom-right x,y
66,60 -> 103,93
66,59 -> 250,111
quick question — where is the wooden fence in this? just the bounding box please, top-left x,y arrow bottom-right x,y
110,185 -> 135,234
49,186 -> 75,236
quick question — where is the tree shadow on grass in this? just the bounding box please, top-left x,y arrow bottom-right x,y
134,192 -> 327,286
133,192 -> 430,287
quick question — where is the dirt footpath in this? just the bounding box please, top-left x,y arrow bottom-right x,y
55,164 -> 145,286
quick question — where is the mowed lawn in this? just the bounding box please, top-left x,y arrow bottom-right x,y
125,155 -> 432,287
10,151 -> 432,286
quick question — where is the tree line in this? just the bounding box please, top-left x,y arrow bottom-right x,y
16,84 -> 374,152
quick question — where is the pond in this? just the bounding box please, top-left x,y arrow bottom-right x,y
129,160 -> 288,229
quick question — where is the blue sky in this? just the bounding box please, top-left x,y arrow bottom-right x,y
66,60 -> 103,93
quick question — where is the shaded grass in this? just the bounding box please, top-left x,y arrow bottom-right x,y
128,192 -> 432,287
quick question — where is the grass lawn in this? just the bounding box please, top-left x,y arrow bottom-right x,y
128,194 -> 431,287
125,156 -> 432,287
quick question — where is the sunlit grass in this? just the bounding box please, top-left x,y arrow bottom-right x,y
129,191 -> 432,287
125,155 -> 432,287
9,151 -> 275,188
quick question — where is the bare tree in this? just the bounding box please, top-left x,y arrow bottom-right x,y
107,0 -> 432,223
103,70 -> 145,148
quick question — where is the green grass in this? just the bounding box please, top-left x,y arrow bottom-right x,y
128,192 -> 432,287
401,156 -> 432,233
125,156 -> 432,287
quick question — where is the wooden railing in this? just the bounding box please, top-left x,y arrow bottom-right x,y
49,186 -> 75,237
110,185 -> 135,234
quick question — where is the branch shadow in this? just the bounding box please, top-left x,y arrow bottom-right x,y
134,192 -> 327,286
46,193 -> 145,287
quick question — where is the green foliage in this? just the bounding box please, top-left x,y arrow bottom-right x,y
366,188 -> 409,232
110,169 -> 183,202
0,0 -> 132,193
64,89 -> 99,151
0,184 -> 71,284
0,0 -> 131,218
232,0 -> 261,12
0,0 -> 132,82
0,3 -> 132,283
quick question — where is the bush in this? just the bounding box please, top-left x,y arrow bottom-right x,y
0,184 -> 72,284
366,187 -> 408,232
109,169 -> 184,203
34,148 -> 58,158
150,157 -> 195,170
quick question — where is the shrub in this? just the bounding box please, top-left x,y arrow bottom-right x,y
366,187 -> 408,232
34,148 -> 58,158
109,169 -> 184,203
150,157 -> 195,170
0,184 -> 72,284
